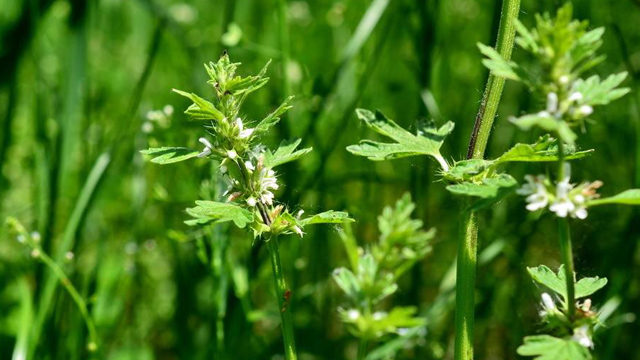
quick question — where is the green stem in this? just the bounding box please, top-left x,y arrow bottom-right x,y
555,139 -> 575,319
37,252 -> 98,351
454,211 -> 478,360
456,0 -> 521,359
357,338 -> 368,360
267,236 -> 298,360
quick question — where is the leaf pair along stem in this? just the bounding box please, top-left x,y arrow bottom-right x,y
456,0 -> 521,359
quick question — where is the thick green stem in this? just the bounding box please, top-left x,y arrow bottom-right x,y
267,236 -> 298,360
456,0 -> 521,359
454,211 -> 478,360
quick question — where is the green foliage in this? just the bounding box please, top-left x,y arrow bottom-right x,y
347,109 -> 454,170
518,335 -> 591,360
527,265 -> 607,302
572,73 -> 630,107
185,201 -> 254,228
510,113 -> 578,145
140,147 -> 199,164
446,174 -> 518,210
264,139 -> 312,168
333,194 -> 431,348
587,189 -> 640,206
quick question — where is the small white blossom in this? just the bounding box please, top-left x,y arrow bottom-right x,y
347,309 -> 360,320
245,161 -> 255,171
578,105 -> 593,116
293,225 -> 304,237
198,137 -> 214,158
142,121 -> 154,133
568,92 -> 583,102
559,75 -> 570,84
541,293 -> 555,311
246,197 -> 257,207
572,325 -> 594,348
236,117 -> 255,139
227,149 -> 237,159
517,175 -> 549,211
546,92 -> 559,113
550,163 -> 575,218
373,311 -> 387,320
163,105 -> 174,116
31,249 -> 41,258
65,251 -> 75,260
31,232 -> 41,243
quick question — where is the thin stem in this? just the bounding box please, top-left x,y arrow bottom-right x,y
37,252 -> 98,351
555,139 -> 576,319
267,236 -> 298,360
466,0 -> 522,160
357,338 -> 368,360
454,211 -> 478,360
456,0 -> 521,359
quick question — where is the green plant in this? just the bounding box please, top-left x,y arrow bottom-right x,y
480,5 -> 639,359
141,53 -> 353,360
333,193 -> 433,359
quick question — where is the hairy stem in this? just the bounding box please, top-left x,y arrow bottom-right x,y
454,211 -> 478,360
456,0 -> 521,359
556,140 -> 576,318
267,236 -> 298,360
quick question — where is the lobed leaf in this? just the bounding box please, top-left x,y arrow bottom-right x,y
264,138 -> 312,168
185,201 -> 253,228
446,174 -> 518,210
478,43 -> 524,81
510,113 -> 577,145
528,265 -> 607,300
572,72 -> 630,107
172,89 -> 225,122
255,96 -> 294,133
140,147 -> 200,164
300,211 -> 354,226
347,109 -> 454,168
517,335 -> 591,360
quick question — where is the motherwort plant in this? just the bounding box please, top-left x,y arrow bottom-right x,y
141,53 -> 352,360
333,193 -> 433,359
480,5 -> 639,359
348,3 -> 638,360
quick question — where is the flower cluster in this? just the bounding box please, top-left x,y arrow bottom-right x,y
536,292 -> 595,349
142,53 -> 351,239
517,163 -> 602,219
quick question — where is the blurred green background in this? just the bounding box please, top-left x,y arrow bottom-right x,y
1,0 -> 639,359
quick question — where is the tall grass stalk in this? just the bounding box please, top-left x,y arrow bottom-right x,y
456,0 -> 521,359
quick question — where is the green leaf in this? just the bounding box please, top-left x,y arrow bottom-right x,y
446,174 -> 518,210
587,189 -> 640,207
264,139 -> 312,168
333,267 -> 361,300
185,201 -> 253,228
255,96 -> 294,133
495,139 -> 593,165
478,43 -> 524,81
347,109 -> 453,168
172,89 -> 225,122
510,113 -> 577,145
527,265 -> 607,300
300,211 -> 354,226
140,147 -> 200,164
443,159 -> 493,182
517,335 -> 591,360
572,72 -> 630,107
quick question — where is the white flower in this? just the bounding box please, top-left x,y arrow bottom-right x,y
163,105 -> 174,116
31,232 -> 41,243
198,137 -> 214,158
517,175 -> 549,211
568,92 -> 583,102
236,117 -> 255,139
293,226 -> 304,237
245,161 -> 255,172
373,312 -> 387,320
550,163 -> 575,217
65,251 -> 75,260
246,197 -> 257,207
541,293 -> 555,311
546,92 -> 558,113
347,309 -> 360,321
559,75 -> 570,84
572,325 -> 594,348
227,149 -> 237,159
578,105 -> 593,116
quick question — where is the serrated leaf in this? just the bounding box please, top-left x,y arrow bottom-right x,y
571,73 -> 630,107
140,147 -> 200,164
333,267 -> 361,300
446,174 -> 518,210
495,141 -> 593,165
185,201 -> 253,228
347,109 -> 453,168
517,335 -> 591,360
587,189 -> 640,207
300,211 -> 354,226
510,113 -> 577,145
264,139 -> 312,168
528,265 -> 607,300
255,96 -> 294,133
172,89 -> 225,122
